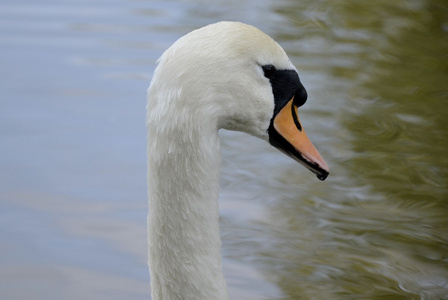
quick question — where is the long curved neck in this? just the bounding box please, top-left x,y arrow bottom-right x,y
147,109 -> 228,300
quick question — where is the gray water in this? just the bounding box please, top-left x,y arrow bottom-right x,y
1,0 -> 447,299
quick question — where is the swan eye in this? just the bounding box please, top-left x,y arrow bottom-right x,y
262,64 -> 277,79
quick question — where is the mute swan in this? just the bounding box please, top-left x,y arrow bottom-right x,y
146,21 -> 329,300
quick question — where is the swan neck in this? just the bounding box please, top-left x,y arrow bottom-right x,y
147,119 -> 228,300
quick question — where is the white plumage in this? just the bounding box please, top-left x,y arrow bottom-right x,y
146,21 -> 329,300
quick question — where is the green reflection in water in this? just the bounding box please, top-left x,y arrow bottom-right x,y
251,0 -> 448,299
337,0 -> 448,202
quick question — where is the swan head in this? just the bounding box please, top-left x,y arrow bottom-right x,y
148,21 -> 329,180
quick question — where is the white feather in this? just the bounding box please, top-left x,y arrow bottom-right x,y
147,21 -> 296,300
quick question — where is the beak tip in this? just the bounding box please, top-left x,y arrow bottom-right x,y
316,170 -> 329,181
302,153 -> 329,181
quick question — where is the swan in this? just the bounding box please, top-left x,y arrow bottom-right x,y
146,21 -> 329,300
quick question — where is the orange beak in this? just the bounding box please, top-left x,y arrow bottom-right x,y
269,97 -> 329,180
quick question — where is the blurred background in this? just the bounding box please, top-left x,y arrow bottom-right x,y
0,0 -> 447,299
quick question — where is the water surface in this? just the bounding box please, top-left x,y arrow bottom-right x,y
1,0 -> 447,299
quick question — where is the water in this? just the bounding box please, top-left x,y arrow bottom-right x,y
1,0 -> 447,299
